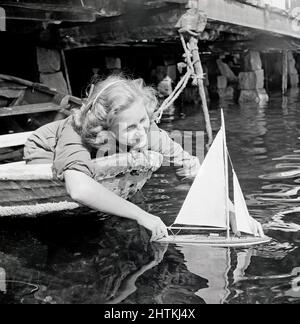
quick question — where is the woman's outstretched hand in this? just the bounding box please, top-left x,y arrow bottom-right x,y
252,219 -> 265,237
137,214 -> 169,242
176,156 -> 201,180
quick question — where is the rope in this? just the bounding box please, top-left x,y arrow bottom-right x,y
155,71 -> 191,122
168,226 -> 183,237
0,202 -> 80,217
0,280 -> 39,297
155,22 -> 213,146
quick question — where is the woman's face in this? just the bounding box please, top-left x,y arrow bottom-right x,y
110,100 -> 151,151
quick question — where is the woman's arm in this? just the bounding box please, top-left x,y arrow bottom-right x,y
105,243 -> 168,304
64,170 -> 168,241
148,123 -> 201,179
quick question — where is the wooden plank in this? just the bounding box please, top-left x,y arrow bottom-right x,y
0,161 -> 25,170
0,164 -> 53,181
0,151 -> 162,181
2,3 -> 97,22
10,90 -> 26,106
0,74 -> 50,90
0,132 -> 32,149
0,2 -> 97,14
0,74 -> 65,98
0,89 -> 24,99
0,149 -> 23,162
0,102 -> 69,117
60,4 -> 186,49
197,0 -> 300,40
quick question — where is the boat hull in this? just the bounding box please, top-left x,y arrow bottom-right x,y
157,234 -> 272,247
0,151 -> 163,217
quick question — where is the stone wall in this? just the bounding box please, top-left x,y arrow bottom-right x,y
287,51 -> 299,88
216,58 -> 237,99
239,51 -> 269,104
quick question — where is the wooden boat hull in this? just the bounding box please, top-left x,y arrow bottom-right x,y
157,234 -> 272,247
0,151 -> 163,218
0,74 -> 82,140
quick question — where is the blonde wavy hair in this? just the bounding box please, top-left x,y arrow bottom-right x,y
73,75 -> 158,149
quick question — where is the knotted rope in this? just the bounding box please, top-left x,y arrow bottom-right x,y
155,6 -> 213,147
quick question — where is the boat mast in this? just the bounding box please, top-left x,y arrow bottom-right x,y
221,110 -> 230,239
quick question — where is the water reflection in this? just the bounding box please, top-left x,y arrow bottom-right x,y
1,90 -> 300,303
178,246 -> 253,304
0,217 -> 208,304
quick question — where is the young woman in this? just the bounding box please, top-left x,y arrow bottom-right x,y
24,76 -> 200,241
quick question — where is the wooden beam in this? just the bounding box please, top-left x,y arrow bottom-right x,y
0,88 -> 24,99
2,3 -> 96,23
0,102 -> 69,118
0,132 -> 32,149
0,149 -> 23,162
60,4 -> 186,49
0,163 -> 53,181
209,34 -> 300,53
197,0 -> 300,40
0,2 -> 96,14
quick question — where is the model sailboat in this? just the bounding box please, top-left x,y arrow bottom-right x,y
158,111 -> 271,247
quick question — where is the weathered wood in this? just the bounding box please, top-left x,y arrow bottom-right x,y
0,2 -> 97,13
9,90 -> 26,107
0,88 -> 24,99
0,132 -> 32,149
0,102 -> 69,117
58,0 -> 300,49
0,74 -> 59,94
0,163 -> 53,181
2,2 -> 97,23
60,4 -> 187,49
0,151 -> 163,217
0,161 -> 24,170
61,50 -> 73,95
0,74 -> 82,108
189,36 -> 213,146
0,149 -> 23,162
0,151 -> 163,181
197,0 -> 300,40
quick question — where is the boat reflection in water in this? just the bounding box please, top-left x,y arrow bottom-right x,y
178,245 -> 253,304
0,216 -> 208,304
3,91 -> 300,303
0,214 -> 300,304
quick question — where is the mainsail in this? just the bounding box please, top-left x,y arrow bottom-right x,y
233,171 -> 256,235
174,129 -> 227,228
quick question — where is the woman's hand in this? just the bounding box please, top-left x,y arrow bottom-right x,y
137,213 -> 169,242
252,219 -> 265,237
65,170 -> 168,242
176,156 -> 201,180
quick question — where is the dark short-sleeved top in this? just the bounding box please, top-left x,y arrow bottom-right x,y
24,116 -> 196,180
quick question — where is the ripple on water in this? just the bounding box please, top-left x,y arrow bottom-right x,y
2,92 -> 300,304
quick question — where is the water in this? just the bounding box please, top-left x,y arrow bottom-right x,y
1,90 -> 300,304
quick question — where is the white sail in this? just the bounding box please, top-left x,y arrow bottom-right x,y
233,171 -> 256,235
174,130 -> 227,228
